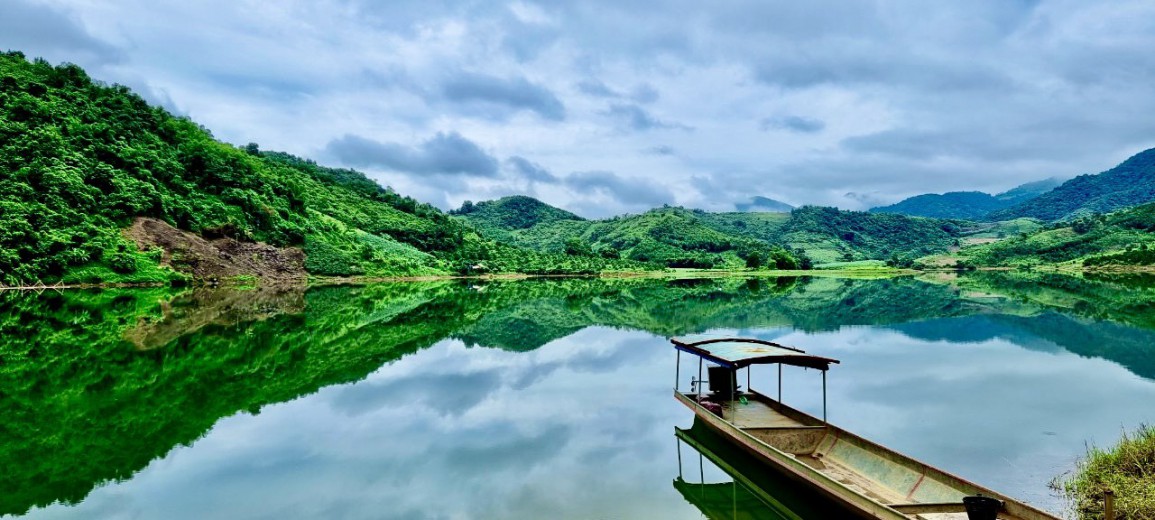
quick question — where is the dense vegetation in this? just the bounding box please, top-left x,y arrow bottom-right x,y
450,195 -> 584,231
954,202 -> 1155,267
0,52 -> 646,284
1056,425 -> 1155,520
458,199 -> 966,267
697,206 -> 964,264
767,206 -> 961,264
868,179 -> 1058,220
989,148 -> 1155,222
456,203 -> 805,269
870,191 -> 1016,220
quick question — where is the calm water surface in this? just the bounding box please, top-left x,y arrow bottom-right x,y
4,272 -> 1155,519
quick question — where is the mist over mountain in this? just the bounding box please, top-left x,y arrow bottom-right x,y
735,196 -> 794,213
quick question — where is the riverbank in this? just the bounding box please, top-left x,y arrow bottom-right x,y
0,267 -> 921,292
1055,425 -> 1155,519
12,262 -> 1155,292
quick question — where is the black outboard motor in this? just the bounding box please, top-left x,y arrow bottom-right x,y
963,494 -> 1003,520
707,365 -> 738,396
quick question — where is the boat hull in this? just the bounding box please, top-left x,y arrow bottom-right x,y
675,390 -> 1059,520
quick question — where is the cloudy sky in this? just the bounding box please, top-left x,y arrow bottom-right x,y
3,0 -> 1155,217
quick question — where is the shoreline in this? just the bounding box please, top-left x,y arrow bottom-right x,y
0,267 -> 914,292
5,264 -> 1153,292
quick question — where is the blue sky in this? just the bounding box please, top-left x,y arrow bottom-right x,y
3,0 -> 1155,217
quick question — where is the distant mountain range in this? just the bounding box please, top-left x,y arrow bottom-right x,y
869,179 -> 1060,220
988,148 -> 1155,222
871,148 -> 1155,223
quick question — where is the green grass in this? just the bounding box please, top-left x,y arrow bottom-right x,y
959,218 -> 1045,239
1055,425 -> 1155,519
813,260 -> 889,270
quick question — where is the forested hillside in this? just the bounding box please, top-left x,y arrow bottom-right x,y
955,202 -> 1155,267
458,205 -> 803,269
450,195 -> 584,230
868,179 -> 1058,220
459,198 -> 965,267
0,52 -> 643,284
988,148 -> 1155,222
870,191 -> 1009,220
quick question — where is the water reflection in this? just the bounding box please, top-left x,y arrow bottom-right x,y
3,272 -> 1155,517
674,420 -> 850,520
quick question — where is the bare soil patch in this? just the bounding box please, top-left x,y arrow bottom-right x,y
123,217 -> 306,282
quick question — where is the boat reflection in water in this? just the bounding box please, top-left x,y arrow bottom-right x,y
675,419 -> 853,520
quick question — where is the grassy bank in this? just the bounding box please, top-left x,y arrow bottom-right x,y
0,267 -> 919,291
1055,425 -> 1155,519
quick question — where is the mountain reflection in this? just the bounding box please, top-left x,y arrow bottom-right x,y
3,272 -> 1155,515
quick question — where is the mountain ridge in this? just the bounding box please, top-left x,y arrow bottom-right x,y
868,179 -> 1060,220
988,148 -> 1155,222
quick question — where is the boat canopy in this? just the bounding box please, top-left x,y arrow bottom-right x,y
671,336 -> 839,371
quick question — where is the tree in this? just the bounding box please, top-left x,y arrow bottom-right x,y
564,237 -> 593,257
745,251 -> 763,269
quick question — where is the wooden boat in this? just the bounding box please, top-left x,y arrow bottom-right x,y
671,336 -> 1060,520
675,418 -> 856,520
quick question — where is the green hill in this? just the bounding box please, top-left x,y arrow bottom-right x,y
957,202 -> 1155,267
460,196 -> 964,267
692,207 -> 959,264
994,178 -> 1062,206
0,52 -> 642,284
460,205 -> 801,269
868,179 -> 1058,220
450,195 -> 584,231
988,148 -> 1155,222
869,191 -> 1007,220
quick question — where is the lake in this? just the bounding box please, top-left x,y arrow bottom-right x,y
3,272 -> 1155,519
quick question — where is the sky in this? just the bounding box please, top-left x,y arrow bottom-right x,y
3,0 -> 1155,217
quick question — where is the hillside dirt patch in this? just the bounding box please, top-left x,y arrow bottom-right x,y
123,285 -> 306,350
124,217 -> 306,282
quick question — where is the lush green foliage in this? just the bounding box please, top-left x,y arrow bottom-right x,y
870,191 -> 1012,220
868,179 -> 1059,220
0,53 -> 644,283
1083,245 -> 1155,267
451,195 -> 584,231
956,218 -> 1044,241
1056,424 -> 1155,520
459,198 -> 967,268
989,148 -> 1155,222
461,205 -> 803,269
958,202 -> 1155,267
770,206 -> 961,264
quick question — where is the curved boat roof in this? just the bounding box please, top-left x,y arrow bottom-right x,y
670,336 -> 840,370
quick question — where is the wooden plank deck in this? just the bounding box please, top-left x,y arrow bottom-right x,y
719,396 -> 807,428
